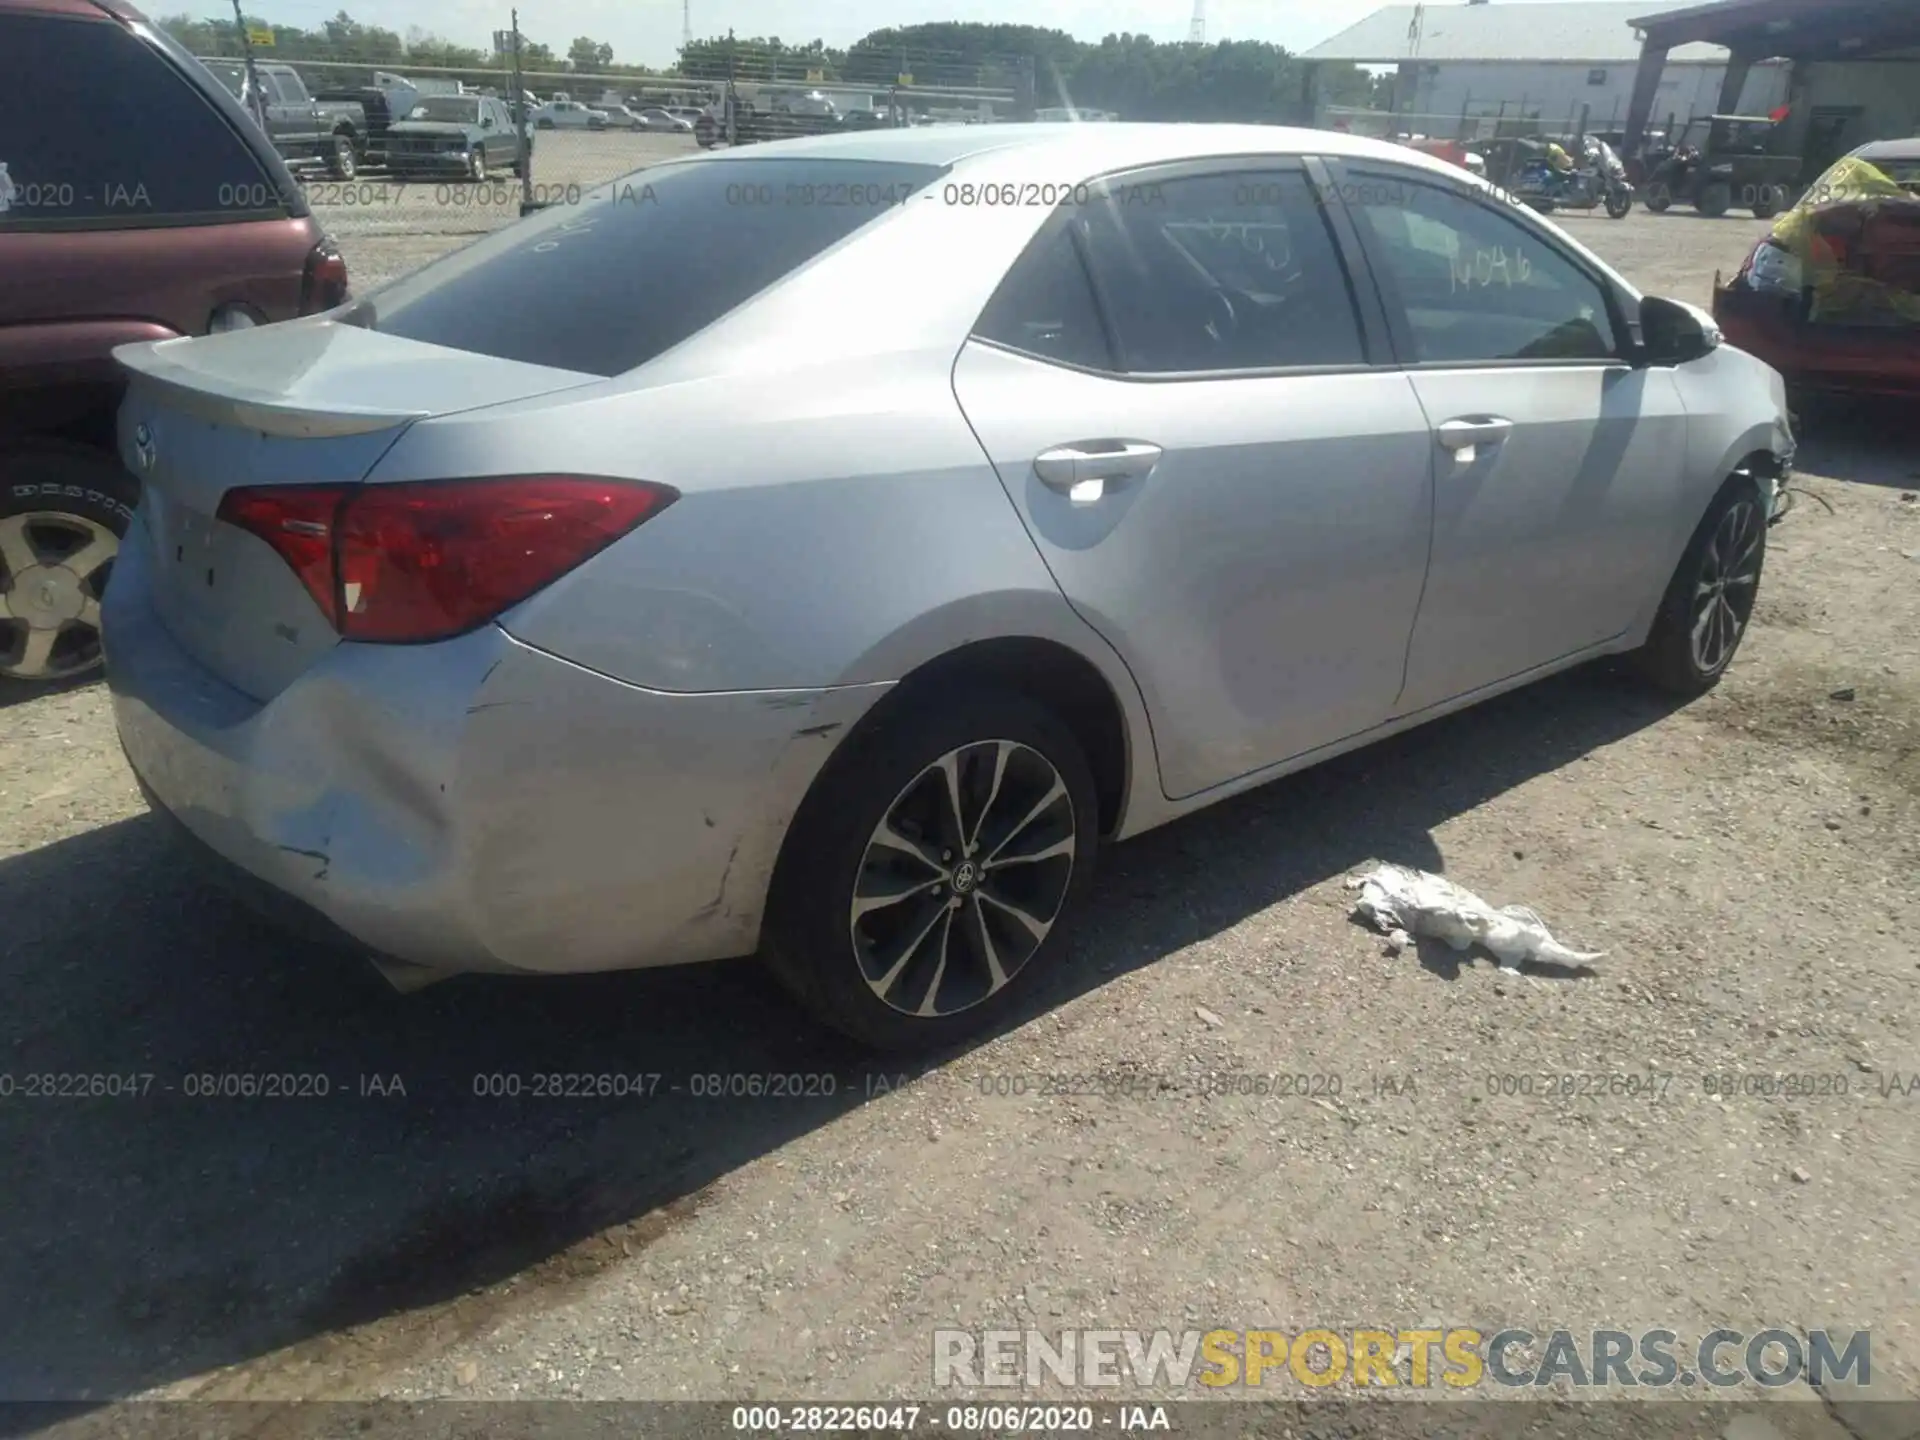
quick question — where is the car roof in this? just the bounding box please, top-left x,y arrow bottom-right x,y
1854,137 -> 1920,161
695,121 -> 1474,179
0,0 -> 116,17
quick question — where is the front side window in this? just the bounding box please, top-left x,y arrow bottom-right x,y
1344,171 -> 1620,363
1076,169 -> 1367,373
0,14 -> 276,229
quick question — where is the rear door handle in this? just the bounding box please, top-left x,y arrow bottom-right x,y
1436,417 -> 1515,451
1033,441 -> 1163,494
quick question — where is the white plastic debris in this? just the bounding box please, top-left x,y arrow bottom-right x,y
1347,864 -> 1605,972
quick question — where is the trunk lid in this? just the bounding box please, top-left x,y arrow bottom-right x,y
114,319 -> 598,702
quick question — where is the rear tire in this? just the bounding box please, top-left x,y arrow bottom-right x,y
1,441 -> 136,688
1631,479 -> 1767,697
327,132 -> 357,180
763,688 -> 1099,1053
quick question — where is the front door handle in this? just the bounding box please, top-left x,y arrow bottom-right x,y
1436,417 -> 1515,451
1033,441 -> 1163,494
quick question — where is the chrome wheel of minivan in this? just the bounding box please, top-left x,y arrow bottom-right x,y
850,739 -> 1077,1018
0,512 -> 117,682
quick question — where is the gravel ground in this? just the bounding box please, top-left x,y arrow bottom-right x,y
4,189 -> 1920,1432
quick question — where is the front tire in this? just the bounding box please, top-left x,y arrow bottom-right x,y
763,688 -> 1099,1052
1644,181 -> 1672,213
1606,187 -> 1634,218
1632,479 -> 1767,696
1697,181 -> 1732,218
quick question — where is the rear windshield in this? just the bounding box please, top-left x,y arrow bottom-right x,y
409,97 -> 482,123
205,59 -> 246,98
349,157 -> 943,376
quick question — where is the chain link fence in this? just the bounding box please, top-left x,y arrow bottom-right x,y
166,21 -> 1037,211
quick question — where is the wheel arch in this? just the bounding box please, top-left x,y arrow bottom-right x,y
820,634 -> 1144,840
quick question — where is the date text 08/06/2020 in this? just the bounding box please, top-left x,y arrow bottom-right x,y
729,1404 -> 1172,1432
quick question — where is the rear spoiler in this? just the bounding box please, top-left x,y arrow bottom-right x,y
114,338 -> 430,440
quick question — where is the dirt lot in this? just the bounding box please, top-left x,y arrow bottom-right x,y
4,180 -> 1920,1432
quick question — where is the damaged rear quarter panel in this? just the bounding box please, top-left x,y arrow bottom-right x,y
453,632 -> 894,971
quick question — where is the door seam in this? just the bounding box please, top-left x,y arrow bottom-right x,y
946,341 -> 1172,803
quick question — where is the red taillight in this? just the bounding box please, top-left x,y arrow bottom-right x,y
216,485 -> 349,621
300,238 -> 350,314
216,476 -> 674,644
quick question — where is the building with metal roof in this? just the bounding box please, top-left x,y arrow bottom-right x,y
1304,1 -> 1726,63
1621,0 -> 1920,170
1301,1 -> 1786,141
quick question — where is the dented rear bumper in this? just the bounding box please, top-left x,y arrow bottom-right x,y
104,512 -> 889,977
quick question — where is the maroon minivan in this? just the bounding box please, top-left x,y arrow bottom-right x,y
0,0 -> 348,687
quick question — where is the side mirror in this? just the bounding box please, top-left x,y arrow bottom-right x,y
1639,294 -> 1722,366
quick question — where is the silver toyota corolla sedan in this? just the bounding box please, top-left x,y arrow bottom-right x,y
105,123 -> 1794,1051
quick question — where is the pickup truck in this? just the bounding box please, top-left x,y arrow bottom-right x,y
313,84 -> 404,167
202,59 -> 367,178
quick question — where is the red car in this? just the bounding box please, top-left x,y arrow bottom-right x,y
1712,138 -> 1920,403
0,0 -> 348,687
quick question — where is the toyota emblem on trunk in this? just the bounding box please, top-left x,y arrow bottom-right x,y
134,423 -> 156,471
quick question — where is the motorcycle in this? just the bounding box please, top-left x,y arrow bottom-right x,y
1511,152 -> 1635,219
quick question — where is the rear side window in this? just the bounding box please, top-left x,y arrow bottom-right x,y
974,218 -> 1116,371
354,158 -> 942,376
0,13 -> 278,230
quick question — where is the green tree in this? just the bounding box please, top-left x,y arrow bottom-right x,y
568,35 -> 613,70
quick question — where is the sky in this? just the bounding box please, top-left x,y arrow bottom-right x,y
238,0 -> 1627,71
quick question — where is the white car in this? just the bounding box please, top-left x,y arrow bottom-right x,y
598,104 -> 649,131
637,106 -> 694,134
531,100 -> 604,131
